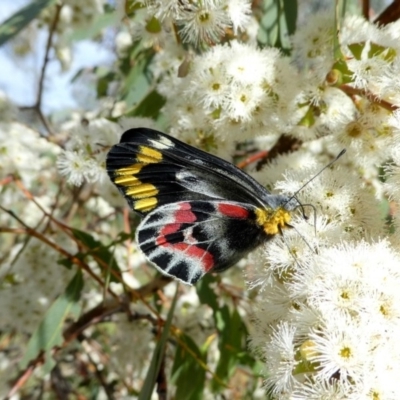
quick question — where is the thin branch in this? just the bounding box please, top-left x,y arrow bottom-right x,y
375,0 -> 400,25
50,365 -> 72,400
362,0 -> 370,20
255,134 -> 302,171
62,298 -> 125,345
5,353 -> 45,400
339,84 -> 399,112
84,346 -> 116,400
37,4 -> 62,109
63,275 -> 172,345
11,177 -> 125,283
0,223 -> 116,299
236,150 -> 269,170
33,3 -> 63,135
5,274 -> 172,399
14,177 -> 175,295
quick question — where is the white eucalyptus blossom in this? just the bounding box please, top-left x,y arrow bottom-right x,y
142,0 -> 251,44
57,118 -> 120,185
251,240 -> 400,398
156,40 -> 303,146
0,121 -> 60,187
177,2 -> 231,45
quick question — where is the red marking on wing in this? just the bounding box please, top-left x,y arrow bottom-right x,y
158,241 -> 214,272
160,223 -> 181,236
172,243 -> 214,272
154,202 -> 213,271
175,202 -> 196,224
156,235 -> 168,245
156,202 -> 197,245
218,203 -> 249,219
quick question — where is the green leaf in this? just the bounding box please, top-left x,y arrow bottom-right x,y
196,274 -> 219,311
70,228 -> 121,283
139,284 -> 179,400
126,90 -> 166,119
298,104 -> 316,127
257,0 -> 294,51
275,0 -> 292,51
119,46 -> 157,110
145,16 -> 162,34
96,71 -> 116,97
282,0 -> 297,35
334,0 -> 346,60
0,0 -> 57,47
258,0 -> 279,47
121,67 -> 149,108
67,12 -> 117,42
331,59 -> 354,84
20,270 -> 84,373
348,42 -> 364,60
212,308 -> 246,392
171,333 -> 207,400
57,258 -> 73,270
125,0 -> 145,16
368,42 -> 397,62
116,231 -> 136,242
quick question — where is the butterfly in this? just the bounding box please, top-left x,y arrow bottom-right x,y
106,128 -> 300,285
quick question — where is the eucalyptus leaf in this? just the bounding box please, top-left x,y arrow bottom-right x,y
138,284 -> 179,400
20,270 -> 84,373
0,0 -> 57,47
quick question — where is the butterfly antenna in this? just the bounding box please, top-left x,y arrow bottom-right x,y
278,152 -> 344,267
278,226 -> 315,272
292,195 -> 307,220
282,223 -> 316,254
294,202 -> 317,236
288,195 -> 317,237
287,149 -> 346,203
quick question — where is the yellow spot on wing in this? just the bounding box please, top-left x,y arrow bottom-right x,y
134,197 -> 158,212
137,146 -> 162,163
126,183 -> 158,198
255,207 -> 291,235
114,175 -> 140,186
115,163 -> 143,176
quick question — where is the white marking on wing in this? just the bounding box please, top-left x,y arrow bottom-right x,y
149,136 -> 174,149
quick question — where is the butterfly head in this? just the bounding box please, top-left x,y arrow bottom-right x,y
255,195 -> 298,236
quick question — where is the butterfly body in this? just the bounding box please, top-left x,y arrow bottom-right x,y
106,128 -> 296,285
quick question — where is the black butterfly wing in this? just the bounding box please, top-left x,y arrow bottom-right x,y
106,128 -> 273,215
136,200 -> 267,285
106,128 -> 297,284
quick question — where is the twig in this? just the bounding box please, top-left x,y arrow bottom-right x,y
375,0 -> 400,25
339,84 -> 399,112
84,345 -> 116,400
362,0 -> 370,20
37,4 -> 62,110
50,365 -> 72,400
236,150 -> 269,170
0,223 -> 116,298
12,177 -> 124,283
255,135 -> 302,171
5,274 -> 172,399
5,353 -> 45,400
62,299 -> 125,345
33,3 -> 63,135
